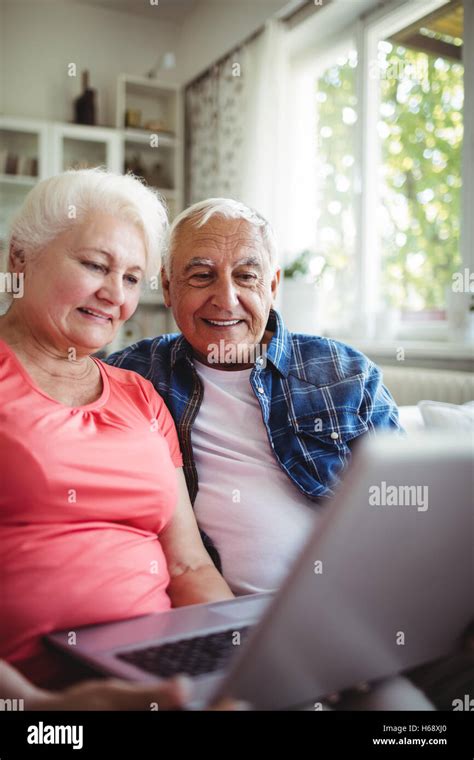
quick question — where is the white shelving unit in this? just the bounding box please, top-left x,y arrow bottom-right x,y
0,116 -> 50,252
116,74 -> 183,222
0,174 -> 37,186
49,122 -> 122,175
0,99 -> 183,340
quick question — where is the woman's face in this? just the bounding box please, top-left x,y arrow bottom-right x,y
13,212 -> 147,355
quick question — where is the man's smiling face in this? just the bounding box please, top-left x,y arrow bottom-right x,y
162,215 -> 280,368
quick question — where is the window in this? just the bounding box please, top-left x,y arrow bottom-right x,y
284,40 -> 359,334
286,0 -> 470,344
377,3 -> 464,320
314,46 -> 358,331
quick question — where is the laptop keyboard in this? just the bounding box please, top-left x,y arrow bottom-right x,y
116,626 -> 253,678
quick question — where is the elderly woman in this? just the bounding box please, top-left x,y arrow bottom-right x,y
0,168 -> 234,710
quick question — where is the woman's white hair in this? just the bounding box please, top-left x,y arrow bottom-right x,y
6,167 -> 168,278
163,198 -> 278,275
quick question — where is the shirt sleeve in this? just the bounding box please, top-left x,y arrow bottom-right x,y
359,361 -> 404,434
105,348 -> 124,367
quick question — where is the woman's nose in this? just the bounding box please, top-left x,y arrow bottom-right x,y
97,275 -> 125,306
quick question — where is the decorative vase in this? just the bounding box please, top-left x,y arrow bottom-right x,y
74,70 -> 97,126
282,279 -> 321,334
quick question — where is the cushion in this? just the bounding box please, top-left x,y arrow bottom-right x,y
418,400 -> 474,432
398,405 -> 425,433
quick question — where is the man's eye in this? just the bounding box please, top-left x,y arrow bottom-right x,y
191,273 -> 212,280
237,273 -> 257,281
125,275 -> 139,285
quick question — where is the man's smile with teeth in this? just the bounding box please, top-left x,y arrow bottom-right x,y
203,319 -> 242,326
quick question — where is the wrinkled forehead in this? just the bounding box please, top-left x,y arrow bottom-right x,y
68,212 -> 148,268
172,216 -> 267,267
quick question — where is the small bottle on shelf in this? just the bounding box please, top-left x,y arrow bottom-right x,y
74,70 -> 97,126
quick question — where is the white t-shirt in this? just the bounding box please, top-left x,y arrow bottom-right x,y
191,360 -> 319,595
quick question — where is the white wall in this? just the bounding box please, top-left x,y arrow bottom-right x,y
1,0 -> 181,125
0,0 -> 287,125
175,0 -> 287,84
0,0 -> 5,115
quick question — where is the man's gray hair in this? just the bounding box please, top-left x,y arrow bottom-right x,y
163,198 -> 278,275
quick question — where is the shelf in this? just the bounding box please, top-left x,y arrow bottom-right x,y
0,174 -> 37,186
117,74 -> 179,137
1,109 -> 182,343
123,129 -> 176,147
53,122 -> 118,138
122,74 -> 179,99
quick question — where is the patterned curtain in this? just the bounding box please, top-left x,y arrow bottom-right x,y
185,50 -> 247,204
184,19 -> 288,253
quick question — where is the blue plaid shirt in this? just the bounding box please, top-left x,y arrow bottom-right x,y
107,309 -> 400,570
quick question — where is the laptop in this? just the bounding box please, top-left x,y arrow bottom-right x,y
46,431 -> 473,710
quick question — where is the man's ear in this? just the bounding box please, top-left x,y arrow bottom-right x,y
161,265 -> 171,307
271,266 -> 281,300
8,238 -> 27,273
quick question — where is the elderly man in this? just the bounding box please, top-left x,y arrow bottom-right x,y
107,198 -> 474,711
107,198 -> 400,591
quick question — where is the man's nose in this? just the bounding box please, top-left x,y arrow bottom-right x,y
209,276 -> 239,311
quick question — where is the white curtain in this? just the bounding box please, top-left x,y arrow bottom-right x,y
185,20 -> 288,249
239,20 -> 288,247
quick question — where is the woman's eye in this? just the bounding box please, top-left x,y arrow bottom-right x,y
83,261 -> 106,273
125,275 -> 139,285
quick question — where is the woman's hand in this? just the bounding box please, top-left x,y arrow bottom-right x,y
1,659 -> 246,711
28,675 -> 247,711
29,674 -> 191,711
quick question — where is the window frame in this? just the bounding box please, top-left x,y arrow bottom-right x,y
287,0 -> 471,348
355,0 -> 467,341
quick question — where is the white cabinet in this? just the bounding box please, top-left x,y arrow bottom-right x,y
49,122 -> 122,175
0,117 -> 123,248
116,75 -> 183,221
114,76 -> 183,332
0,74 -> 183,243
0,116 -> 50,247
0,107 -> 182,339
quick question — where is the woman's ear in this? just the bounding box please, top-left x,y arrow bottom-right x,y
8,239 -> 26,273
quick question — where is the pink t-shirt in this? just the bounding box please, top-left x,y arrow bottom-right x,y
0,338 -> 182,685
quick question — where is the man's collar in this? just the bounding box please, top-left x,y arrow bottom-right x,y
263,308 -> 291,377
169,308 -> 291,377
170,333 -> 194,367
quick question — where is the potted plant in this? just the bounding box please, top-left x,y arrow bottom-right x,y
282,250 -> 330,333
